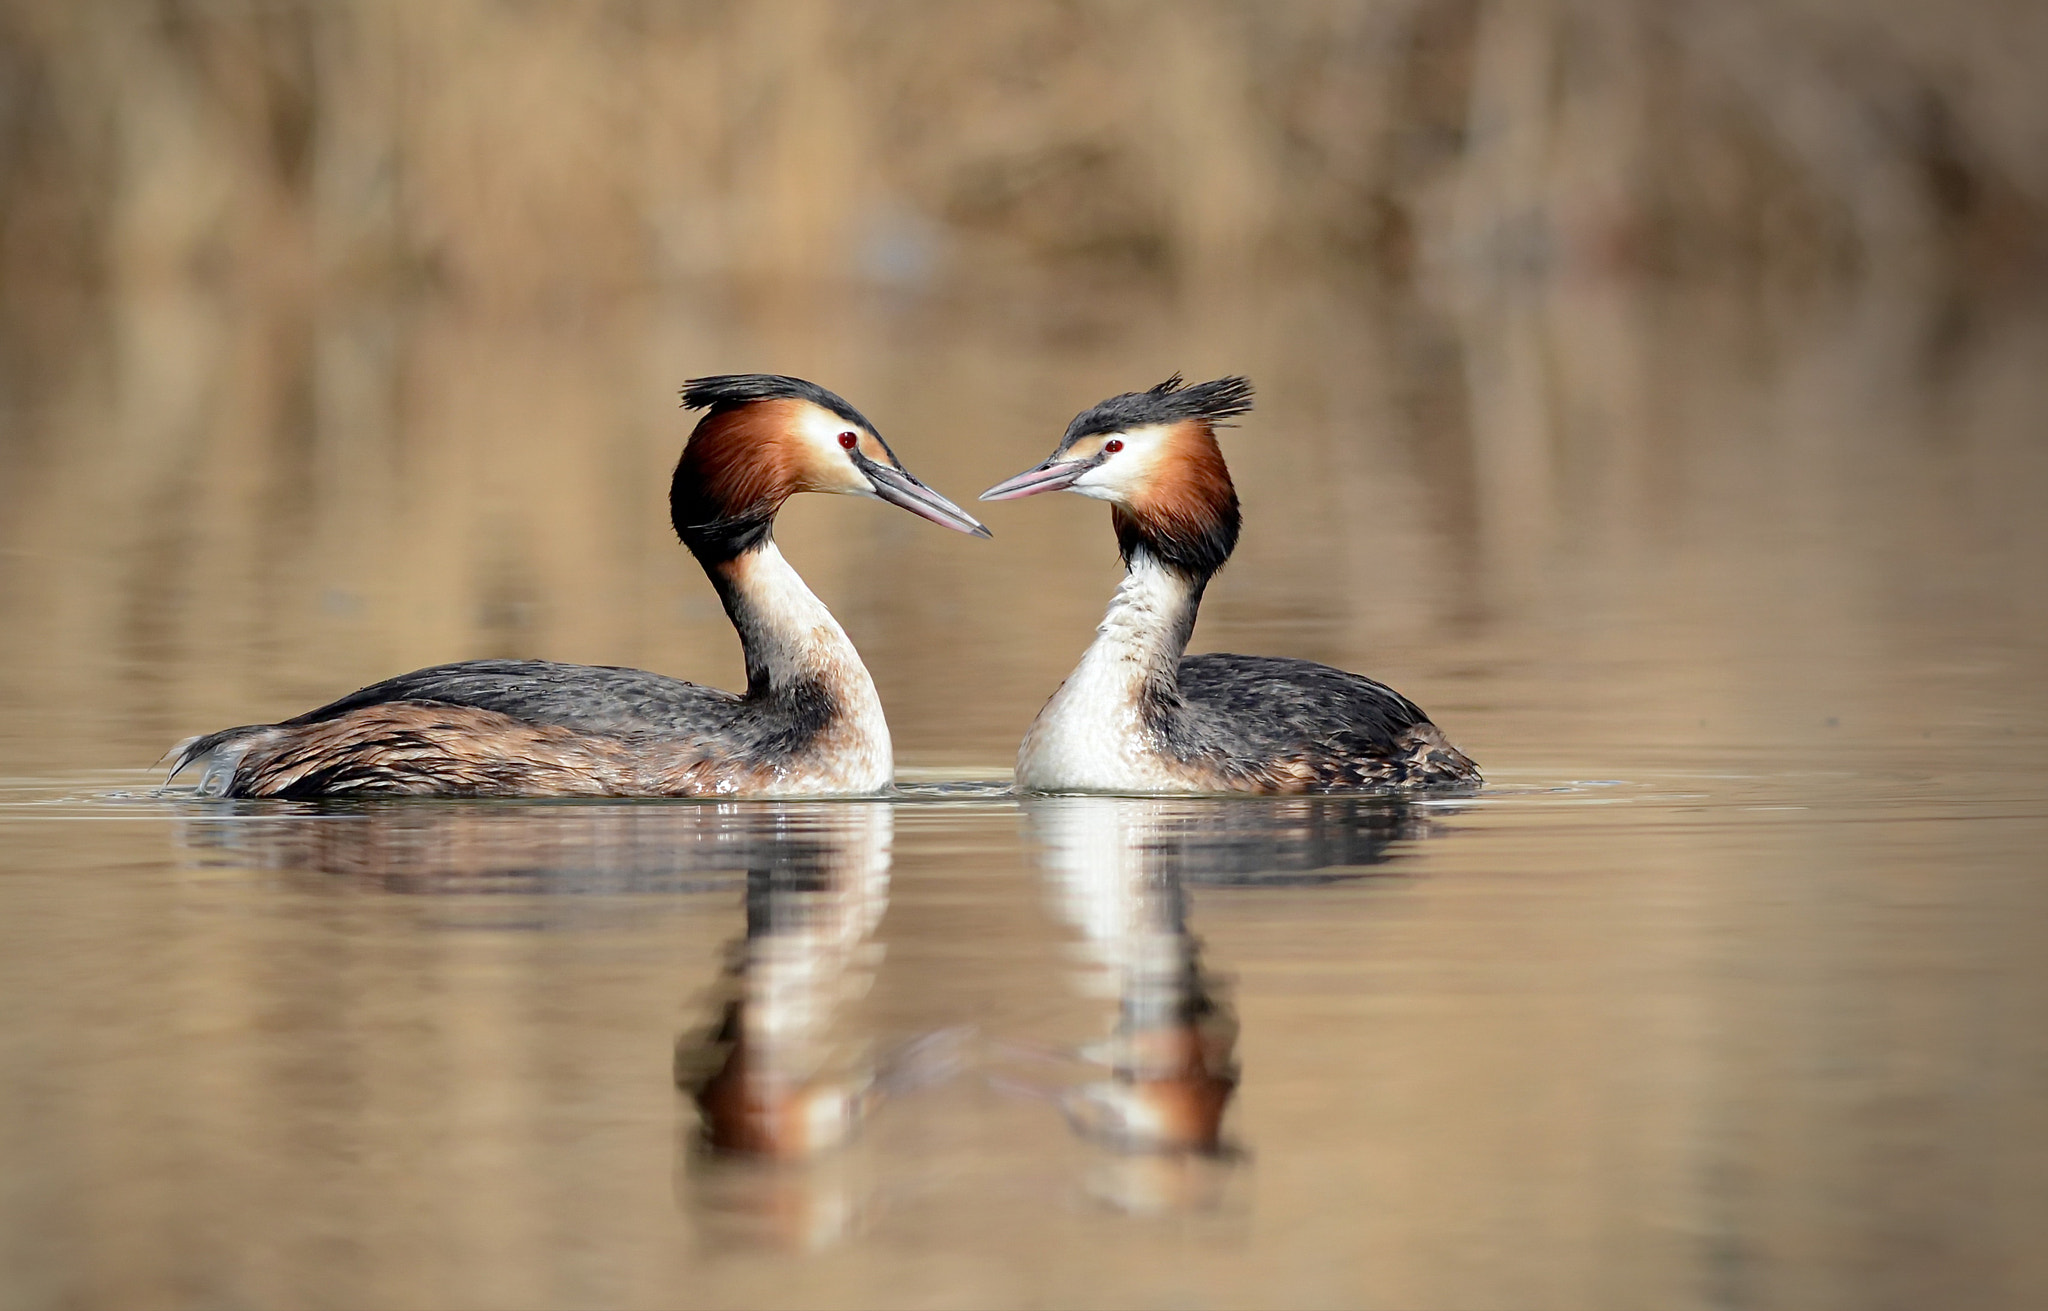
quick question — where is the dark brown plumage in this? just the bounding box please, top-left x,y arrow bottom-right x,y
182,700 -> 826,800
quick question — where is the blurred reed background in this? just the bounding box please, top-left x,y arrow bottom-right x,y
1,0 -> 2044,768
8,1 -> 2046,299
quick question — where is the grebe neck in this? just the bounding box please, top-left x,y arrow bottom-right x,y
1013,552 -> 1209,794
706,541 -> 879,705
1079,551 -> 1208,700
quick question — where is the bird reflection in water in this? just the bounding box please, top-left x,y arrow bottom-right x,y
171,798 -> 784,897
672,803 -> 968,1250
175,795 -> 942,1246
1015,795 -> 1426,1212
673,802 -> 902,1158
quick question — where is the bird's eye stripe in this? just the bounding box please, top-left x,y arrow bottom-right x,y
838,431 -> 859,449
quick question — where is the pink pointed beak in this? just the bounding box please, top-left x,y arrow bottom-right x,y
979,459 -> 1090,502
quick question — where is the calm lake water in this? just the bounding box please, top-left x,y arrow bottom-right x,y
2,278 -> 2045,1309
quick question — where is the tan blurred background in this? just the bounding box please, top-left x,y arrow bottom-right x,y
5,9 -> 2048,1308
2,0 -> 2045,768
9,1 -> 2047,300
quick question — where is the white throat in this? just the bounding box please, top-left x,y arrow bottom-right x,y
724,543 -> 855,685
1015,556 -> 1202,793
722,541 -> 892,790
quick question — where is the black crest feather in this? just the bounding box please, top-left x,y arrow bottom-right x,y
1059,374 -> 1255,448
681,374 -> 876,435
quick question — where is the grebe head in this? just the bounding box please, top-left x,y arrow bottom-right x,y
979,374 -> 1251,575
673,374 -> 988,560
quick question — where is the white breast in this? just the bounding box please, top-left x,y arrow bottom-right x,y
728,543 -> 895,796
1015,671 -> 1190,793
1014,559 -> 1202,794
782,666 -> 893,796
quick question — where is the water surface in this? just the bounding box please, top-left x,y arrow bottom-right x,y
2,282 -> 2045,1309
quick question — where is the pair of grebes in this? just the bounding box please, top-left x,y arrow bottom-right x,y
169,374 -> 1478,798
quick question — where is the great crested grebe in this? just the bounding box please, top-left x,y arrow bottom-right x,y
167,374 -> 988,799
980,375 -> 1478,794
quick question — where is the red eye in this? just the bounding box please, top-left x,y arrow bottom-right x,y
1104,438 -> 1124,453
838,431 -> 859,450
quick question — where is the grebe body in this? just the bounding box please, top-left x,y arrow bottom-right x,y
169,375 -> 987,799
983,375 -> 1477,795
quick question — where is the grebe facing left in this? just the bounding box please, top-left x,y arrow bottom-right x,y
980,375 -> 1478,795
168,375 -> 989,799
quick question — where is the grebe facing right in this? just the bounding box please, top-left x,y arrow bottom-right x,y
980,375 -> 1478,795
167,374 -> 988,799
